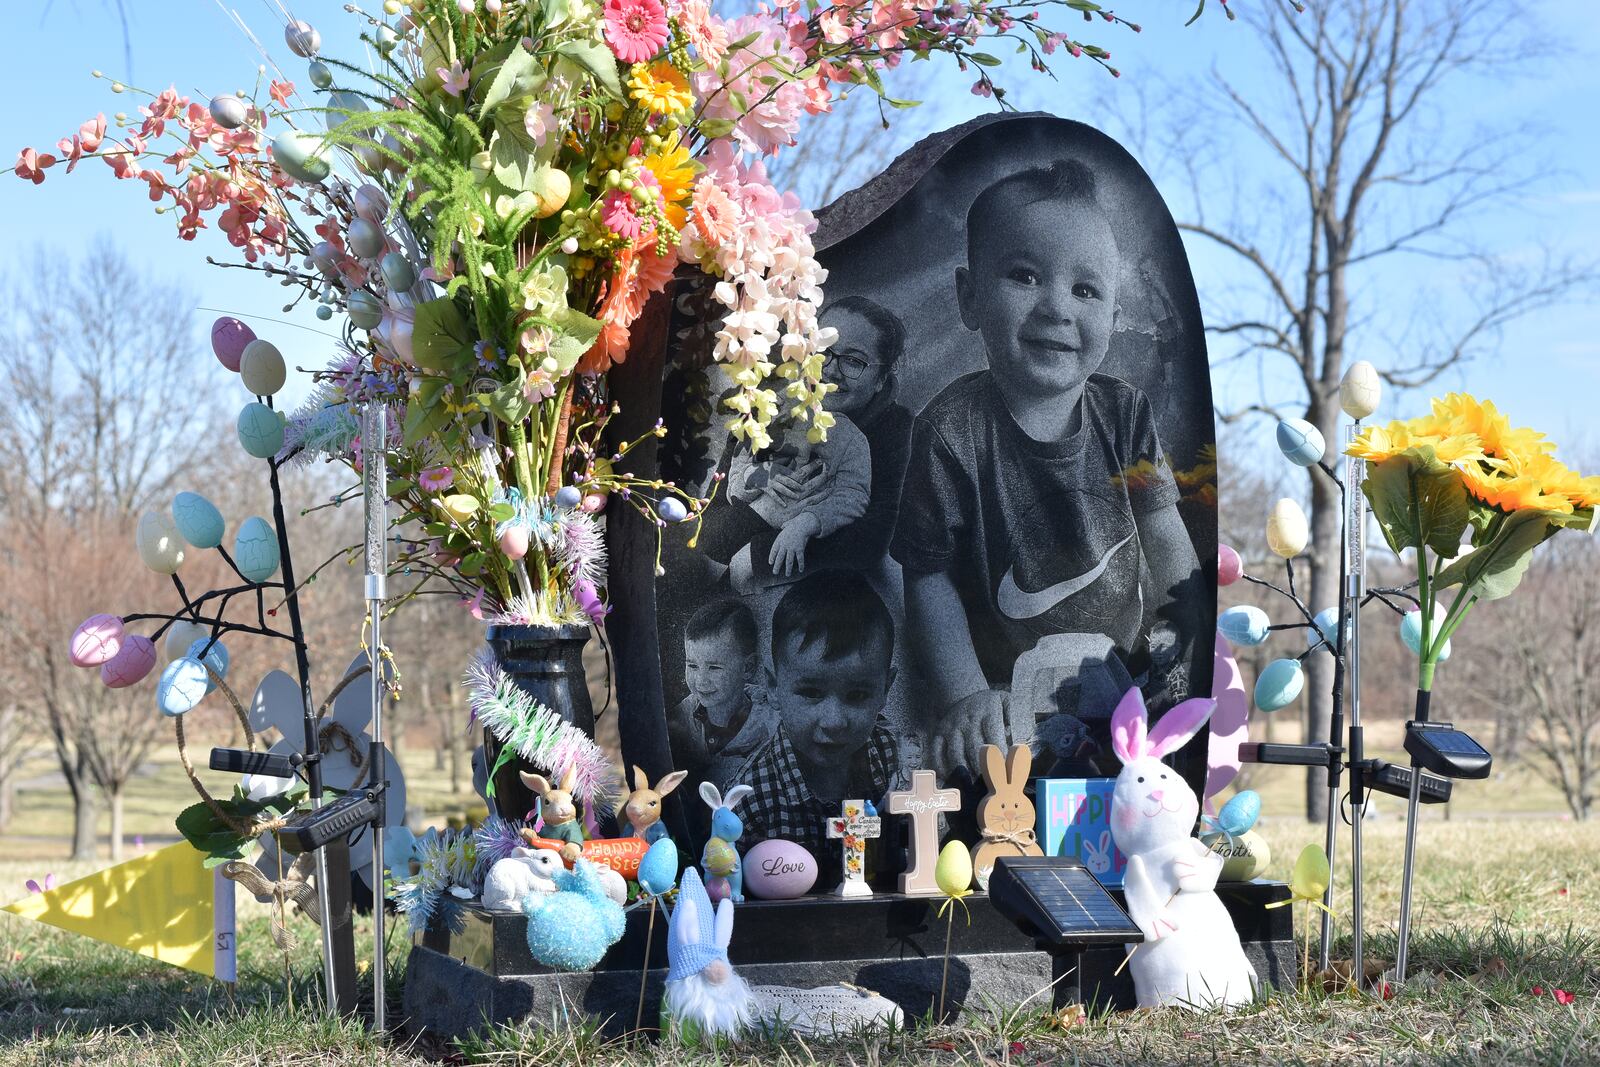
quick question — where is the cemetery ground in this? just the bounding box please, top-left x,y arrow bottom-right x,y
2,726 -> 1597,1066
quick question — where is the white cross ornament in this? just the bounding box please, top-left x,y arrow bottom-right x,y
826,799 -> 882,898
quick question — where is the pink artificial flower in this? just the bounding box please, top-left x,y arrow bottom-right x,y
678,0 -> 729,65
418,466 -> 455,492
139,87 -> 186,138
690,176 -> 739,248
524,368 -> 557,400
55,114 -> 107,173
437,61 -> 470,97
692,14 -> 806,154
269,80 -> 295,107
601,188 -> 643,239
461,588 -> 487,621
603,0 -> 669,64
524,101 -> 556,146
14,148 -> 57,184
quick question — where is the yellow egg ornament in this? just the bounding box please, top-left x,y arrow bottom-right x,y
1265,498 -> 1309,558
935,840 -> 974,898
531,166 -> 572,218
439,494 -> 480,524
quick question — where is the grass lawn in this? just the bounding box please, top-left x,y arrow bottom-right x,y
2,817 -> 1597,1065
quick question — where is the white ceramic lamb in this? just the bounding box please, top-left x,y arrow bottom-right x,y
1109,687 -> 1257,1010
480,846 -> 563,911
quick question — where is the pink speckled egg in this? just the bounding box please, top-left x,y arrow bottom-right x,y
744,839 -> 818,900
705,875 -> 733,905
101,635 -> 157,688
581,492 -> 607,514
70,614 -> 125,668
211,317 -> 256,372
1217,543 -> 1243,586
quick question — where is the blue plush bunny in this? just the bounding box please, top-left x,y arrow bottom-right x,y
699,782 -> 754,903
521,857 -> 625,971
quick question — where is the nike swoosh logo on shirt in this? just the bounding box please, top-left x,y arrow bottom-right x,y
996,532 -> 1136,620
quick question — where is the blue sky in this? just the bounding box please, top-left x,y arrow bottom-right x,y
1,0 -> 1595,452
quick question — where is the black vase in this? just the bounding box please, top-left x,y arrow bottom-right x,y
482,623 -> 594,823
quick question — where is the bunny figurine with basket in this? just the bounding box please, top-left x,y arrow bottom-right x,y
661,866 -> 754,1042
1109,687 -> 1257,1009
971,743 -> 1044,891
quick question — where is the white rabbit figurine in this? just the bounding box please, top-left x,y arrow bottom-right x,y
1109,687 -> 1257,1010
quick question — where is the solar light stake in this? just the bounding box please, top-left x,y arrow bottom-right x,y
362,402 -> 390,1031
1394,689 -> 1429,984
1345,426 -> 1369,990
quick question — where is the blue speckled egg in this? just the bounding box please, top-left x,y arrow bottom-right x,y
637,837 -> 679,898
185,637 -> 230,693
156,657 -> 210,717
657,497 -> 688,523
347,290 -> 383,330
1216,789 -> 1262,836
1400,607 -> 1452,662
172,492 -> 225,549
233,516 -> 281,583
1218,605 -> 1271,647
1254,658 -> 1305,712
554,485 -> 583,510
1276,418 -> 1326,467
237,402 -> 285,459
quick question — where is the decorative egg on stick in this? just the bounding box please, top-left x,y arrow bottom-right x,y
346,290 -> 384,330
210,316 -> 254,372
239,340 -> 287,396
1217,605 -> 1271,647
346,217 -> 386,260
308,60 -> 334,90
284,19 -> 321,57
70,614 -> 125,668
1217,543 -> 1243,587
379,252 -> 416,292
1265,499 -> 1309,558
172,491 -> 226,549
1275,418 -> 1326,468
1254,658 -> 1305,712
163,619 -> 209,661
156,657 -> 211,717
135,511 -> 186,574
186,637 -> 230,693
237,402 -> 286,459
208,94 -> 249,131
1400,605 -> 1453,662
233,517 -> 282,583
1340,360 -> 1382,420
101,635 -> 157,689
271,130 -> 330,184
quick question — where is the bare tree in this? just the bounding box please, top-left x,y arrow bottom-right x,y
0,242 -> 221,859
1121,0 -> 1593,820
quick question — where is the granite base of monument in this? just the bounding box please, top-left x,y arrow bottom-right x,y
402,880 -> 1295,1039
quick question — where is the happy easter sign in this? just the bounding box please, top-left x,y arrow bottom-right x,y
1036,778 -> 1126,887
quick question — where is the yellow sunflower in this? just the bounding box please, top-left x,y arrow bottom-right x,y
641,135 -> 695,231
1421,393 -> 1554,462
1344,420 -> 1485,466
628,61 -> 694,117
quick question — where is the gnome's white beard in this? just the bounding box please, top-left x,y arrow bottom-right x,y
664,971 -> 754,1037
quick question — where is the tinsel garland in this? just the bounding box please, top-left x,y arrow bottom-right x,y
464,646 -> 619,818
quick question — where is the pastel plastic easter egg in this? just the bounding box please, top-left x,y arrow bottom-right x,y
498,525 -> 529,561
70,614 -> 125,668
1400,606 -> 1452,662
233,516 -> 281,583
376,306 -> 414,364
211,316 -> 255,372
323,90 -> 368,135
743,839 -> 818,900
703,836 -> 738,878
310,242 -> 340,278
1276,418 -> 1326,468
353,185 -> 389,222
935,839 -> 975,895
531,167 -> 571,218
239,339 -> 287,397
186,637 -> 230,692
271,129 -> 330,184
347,218 -> 386,260
156,657 -> 210,717
1341,360 -> 1382,420
237,402 -> 286,459
637,838 -> 678,898
1307,606 -> 1351,652
375,24 -> 400,55
101,635 -> 157,688
1217,605 -> 1271,647
440,494 -> 479,524
163,619 -> 210,661
379,253 -> 416,292
284,19 -> 321,57
1217,543 -> 1243,586
581,492 -> 607,514
1254,658 -> 1305,712
1215,789 -> 1262,837
554,486 -> 582,510
1203,829 -> 1272,882
705,876 -> 732,905
1265,498 -> 1309,558
208,94 -> 249,130
346,290 -> 384,330
172,491 -> 226,549
307,60 -> 333,90
136,511 -> 186,574
658,497 -> 688,523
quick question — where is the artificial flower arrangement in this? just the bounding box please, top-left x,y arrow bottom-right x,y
1346,392 -> 1599,693
14,0 -> 1160,628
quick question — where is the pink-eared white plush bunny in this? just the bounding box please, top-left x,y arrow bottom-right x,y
1109,687 -> 1257,1009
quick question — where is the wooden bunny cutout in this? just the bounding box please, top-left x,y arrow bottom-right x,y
971,743 -> 1043,891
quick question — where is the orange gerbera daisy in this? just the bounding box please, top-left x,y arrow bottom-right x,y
690,175 -> 738,248
579,249 -> 640,375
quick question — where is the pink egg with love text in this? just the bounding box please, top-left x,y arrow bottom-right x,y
70,614 -> 124,668
744,838 -> 818,900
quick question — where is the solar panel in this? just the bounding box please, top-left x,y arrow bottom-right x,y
987,856 -> 1143,947
1404,722 -> 1492,780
